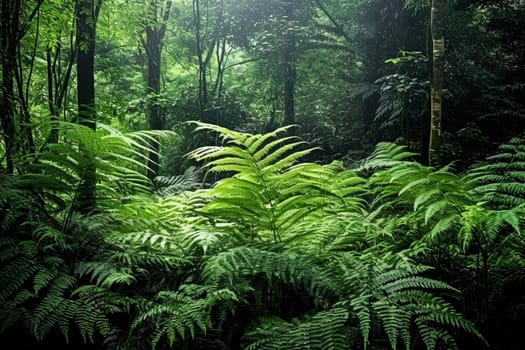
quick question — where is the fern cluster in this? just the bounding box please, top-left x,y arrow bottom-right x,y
6,122 -> 524,349
0,236 -> 115,343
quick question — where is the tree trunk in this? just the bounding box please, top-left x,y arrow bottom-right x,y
75,0 -> 100,213
282,0 -> 296,126
0,0 -> 17,173
428,0 -> 444,166
144,0 -> 171,181
1,0 -> 43,172
46,40 -> 76,145
283,47 -> 296,126
193,0 -> 207,115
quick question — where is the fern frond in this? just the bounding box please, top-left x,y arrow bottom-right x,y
71,285 -> 126,342
242,308 -> 350,350
202,247 -> 337,305
0,239 -> 39,303
188,123 -> 362,242
154,166 -> 202,196
467,134 -> 525,208
32,273 -> 77,340
336,253 -> 484,350
20,122 -> 175,216
130,285 -> 212,348
358,142 -> 418,173
75,261 -> 136,288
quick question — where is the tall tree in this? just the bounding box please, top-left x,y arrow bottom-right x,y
143,0 -> 171,181
1,0 -> 44,173
428,0 -> 444,165
75,0 -> 101,212
0,0 -> 18,173
223,0 -> 313,128
192,0 -> 227,123
45,0 -> 77,145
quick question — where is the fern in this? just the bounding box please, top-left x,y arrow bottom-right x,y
0,215 -> 126,344
0,238 -> 39,305
154,166 -> 202,197
68,285 -> 131,343
466,134 -> 525,209
335,253 -> 486,350
188,122 -> 365,243
242,308 -> 350,350
202,246 -> 337,305
0,174 -> 42,235
130,285 -> 213,348
0,236 -> 118,343
19,122 -> 173,215
358,142 -> 418,174
188,123 -> 314,241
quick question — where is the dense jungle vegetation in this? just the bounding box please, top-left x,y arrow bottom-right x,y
1,0 -> 525,349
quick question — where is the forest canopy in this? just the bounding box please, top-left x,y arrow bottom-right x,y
1,0 -> 524,349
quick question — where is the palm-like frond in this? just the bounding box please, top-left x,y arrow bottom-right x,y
466,134 -> 525,209
19,122 -> 174,213
358,142 -> 418,174
188,122 -> 366,242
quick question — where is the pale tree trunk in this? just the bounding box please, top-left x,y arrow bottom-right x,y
282,0 -> 296,126
193,0 -> 207,114
428,0 -> 444,166
283,45 -> 296,126
144,0 -> 171,181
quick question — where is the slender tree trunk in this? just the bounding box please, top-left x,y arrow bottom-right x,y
283,48 -> 296,126
75,0 -> 101,213
282,0 -> 296,126
76,0 -> 98,131
16,9 -> 39,156
193,0 -> 218,122
428,0 -> 444,166
46,40 -> 76,145
0,0 -> 20,173
401,93 -> 409,145
144,0 -> 171,181
1,0 -> 45,172
193,0 -> 206,114
211,0 -> 226,111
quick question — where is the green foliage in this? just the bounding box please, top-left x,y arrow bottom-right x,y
20,122 -> 171,214
0,236 -> 115,343
4,0 -> 525,348
202,246 -> 337,305
337,253 -> 484,350
0,121 -> 179,346
466,134 -> 525,209
130,285 -> 214,348
189,121 -> 365,243
242,308 -> 350,350
154,166 -> 202,197
0,173 -> 41,235
7,125 -> 518,349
